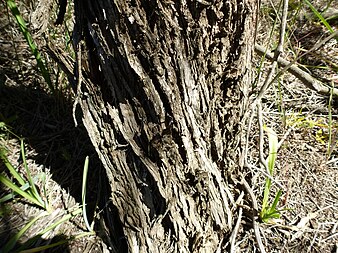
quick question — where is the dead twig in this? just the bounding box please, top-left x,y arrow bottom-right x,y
255,0 -> 289,102
255,44 -> 338,97
241,176 -> 267,253
230,206 -> 243,253
257,103 -> 267,172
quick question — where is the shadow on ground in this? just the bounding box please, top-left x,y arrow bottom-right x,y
0,1 -> 128,250
0,83 -> 99,204
0,81 -> 127,252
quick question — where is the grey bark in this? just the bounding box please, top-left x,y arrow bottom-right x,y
73,1 -> 257,252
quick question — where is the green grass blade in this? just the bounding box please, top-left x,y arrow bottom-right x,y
0,191 -> 17,203
304,0 -> 335,34
40,172 -> 50,212
0,174 -> 44,208
82,156 -> 92,232
0,151 -> 25,186
0,181 -> 32,203
270,189 -> 283,211
38,208 -> 82,236
261,177 -> 271,213
1,212 -> 47,253
261,126 -> 280,222
5,0 -> 53,91
262,210 -> 281,222
264,126 -> 278,174
20,140 -> 45,208
0,174 -> 42,203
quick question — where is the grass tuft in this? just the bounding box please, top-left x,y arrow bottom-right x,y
0,136 -> 47,210
0,123 -> 95,252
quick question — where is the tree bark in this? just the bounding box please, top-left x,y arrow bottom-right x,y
73,1 -> 257,252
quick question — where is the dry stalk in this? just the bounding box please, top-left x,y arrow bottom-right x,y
229,206 -> 243,253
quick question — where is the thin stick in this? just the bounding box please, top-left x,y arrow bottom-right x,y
243,107 -> 256,166
256,0 -> 289,102
257,30 -> 338,101
241,176 -> 267,253
255,44 -> 338,96
257,103 -> 267,171
241,3 -> 289,252
230,207 -> 243,253
73,40 -> 84,127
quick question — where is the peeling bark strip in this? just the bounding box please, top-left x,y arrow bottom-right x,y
73,1 -> 257,252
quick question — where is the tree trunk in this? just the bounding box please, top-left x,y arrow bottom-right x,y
73,1 -> 257,252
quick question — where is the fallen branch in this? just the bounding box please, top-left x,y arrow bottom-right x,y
255,44 -> 338,97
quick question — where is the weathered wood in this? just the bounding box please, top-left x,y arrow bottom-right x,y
73,1 -> 257,252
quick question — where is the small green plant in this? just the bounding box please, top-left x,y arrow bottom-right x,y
286,114 -> 336,149
0,123 -> 95,252
259,126 -> 284,223
5,0 -> 53,91
1,209 -> 84,253
0,139 -> 48,210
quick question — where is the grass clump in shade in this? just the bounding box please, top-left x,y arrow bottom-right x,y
0,122 -> 96,252
0,137 -> 48,210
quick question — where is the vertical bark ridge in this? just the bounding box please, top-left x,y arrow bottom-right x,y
74,0 -> 256,252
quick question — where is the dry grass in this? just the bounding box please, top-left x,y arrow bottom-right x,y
241,0 -> 338,251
